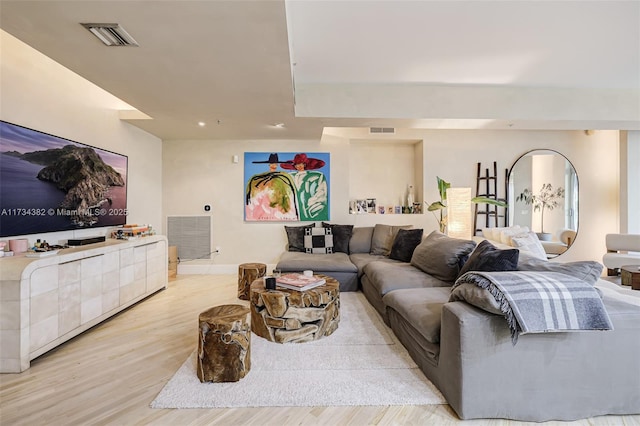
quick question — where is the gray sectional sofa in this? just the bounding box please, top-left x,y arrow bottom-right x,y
275,224 -> 640,421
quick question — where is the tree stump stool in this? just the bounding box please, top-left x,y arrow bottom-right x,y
238,263 -> 267,300
197,304 -> 251,383
250,275 -> 340,343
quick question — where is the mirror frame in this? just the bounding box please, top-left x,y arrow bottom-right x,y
507,149 -> 579,257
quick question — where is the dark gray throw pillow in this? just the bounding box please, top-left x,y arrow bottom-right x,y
457,239 -> 520,278
517,259 -> 603,286
285,223 -> 316,252
389,228 -> 424,262
322,222 -> 354,254
410,231 -> 477,282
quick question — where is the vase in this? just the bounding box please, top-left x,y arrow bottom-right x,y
407,185 -> 414,207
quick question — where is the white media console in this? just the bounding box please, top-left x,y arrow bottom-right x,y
0,235 -> 168,373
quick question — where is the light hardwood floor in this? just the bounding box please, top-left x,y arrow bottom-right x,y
1,274 -> 638,426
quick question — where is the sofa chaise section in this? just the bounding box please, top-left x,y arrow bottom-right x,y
386,283 -> 640,421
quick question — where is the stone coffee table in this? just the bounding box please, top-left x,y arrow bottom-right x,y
249,275 -> 340,343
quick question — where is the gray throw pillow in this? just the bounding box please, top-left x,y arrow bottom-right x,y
284,223 -> 315,252
410,231 -> 477,282
389,228 -> 424,262
517,259 -> 603,286
457,239 -> 519,278
370,224 -> 412,256
322,222 -> 354,254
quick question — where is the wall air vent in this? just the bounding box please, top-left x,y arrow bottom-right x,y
81,23 -> 139,47
369,127 -> 395,134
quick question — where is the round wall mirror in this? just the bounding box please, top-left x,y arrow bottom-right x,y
507,149 -> 578,258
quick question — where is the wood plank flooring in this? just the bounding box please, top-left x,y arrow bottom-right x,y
1,274 -> 638,426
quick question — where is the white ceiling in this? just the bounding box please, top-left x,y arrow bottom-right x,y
1,0 -> 639,140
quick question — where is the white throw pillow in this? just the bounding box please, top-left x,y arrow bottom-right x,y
483,226 -> 515,243
499,226 -> 530,246
510,231 -> 547,260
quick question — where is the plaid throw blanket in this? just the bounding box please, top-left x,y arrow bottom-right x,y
454,271 -> 614,344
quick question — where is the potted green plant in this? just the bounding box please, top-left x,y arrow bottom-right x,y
426,176 -> 507,233
516,183 -> 565,240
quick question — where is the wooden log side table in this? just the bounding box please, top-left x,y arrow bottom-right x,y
249,275 -> 340,343
237,262 -> 267,300
621,265 -> 640,290
197,304 -> 251,383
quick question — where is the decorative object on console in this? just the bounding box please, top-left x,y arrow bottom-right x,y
8,239 -> 28,253
0,120 -> 128,238
67,235 -> 107,246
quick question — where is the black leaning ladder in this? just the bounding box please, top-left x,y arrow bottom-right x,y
473,161 -> 508,235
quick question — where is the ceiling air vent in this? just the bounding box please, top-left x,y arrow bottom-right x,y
369,127 -> 395,134
81,23 -> 139,47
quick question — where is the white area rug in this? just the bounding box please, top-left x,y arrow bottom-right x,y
150,292 -> 446,408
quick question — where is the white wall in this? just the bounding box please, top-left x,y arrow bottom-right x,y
164,128 -> 620,272
1,29 -> 624,271
0,31 -> 163,246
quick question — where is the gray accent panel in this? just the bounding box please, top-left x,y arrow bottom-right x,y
166,216 -> 211,260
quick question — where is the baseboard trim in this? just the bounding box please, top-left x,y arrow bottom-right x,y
178,263 -> 276,275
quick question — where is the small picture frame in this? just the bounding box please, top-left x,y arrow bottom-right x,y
394,206 -> 402,214
387,206 -> 394,214
366,198 -> 377,214
378,205 -> 385,214
356,199 -> 368,214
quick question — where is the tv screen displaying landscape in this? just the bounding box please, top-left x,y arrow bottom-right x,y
0,121 -> 128,238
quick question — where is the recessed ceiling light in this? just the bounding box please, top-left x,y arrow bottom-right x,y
198,122 -> 206,127
274,123 -> 285,128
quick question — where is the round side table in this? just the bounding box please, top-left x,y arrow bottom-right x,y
249,275 -> 340,343
237,262 -> 266,300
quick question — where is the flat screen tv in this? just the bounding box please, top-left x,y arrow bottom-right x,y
0,120 -> 128,238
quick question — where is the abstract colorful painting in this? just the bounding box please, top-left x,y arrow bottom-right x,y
244,152 -> 330,222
